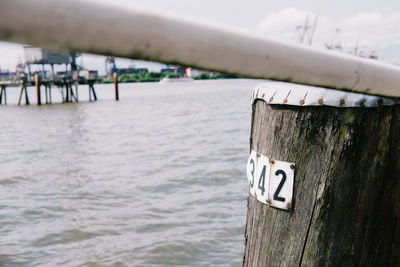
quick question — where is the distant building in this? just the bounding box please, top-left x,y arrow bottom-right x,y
105,56 -> 117,76
56,71 -> 68,78
33,70 -> 49,77
24,46 -> 80,80
189,68 -> 209,77
0,70 -> 10,80
24,46 -> 73,65
135,68 -> 148,73
79,69 -> 99,80
161,66 -> 185,75
116,67 -> 149,75
117,67 -> 136,75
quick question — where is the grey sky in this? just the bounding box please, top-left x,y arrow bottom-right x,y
1,0 -> 399,73
125,0 -> 399,26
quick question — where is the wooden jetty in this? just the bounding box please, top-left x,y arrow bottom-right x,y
0,76 -> 101,105
0,45 -> 120,106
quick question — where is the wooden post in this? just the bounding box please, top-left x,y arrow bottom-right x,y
51,64 -> 55,80
0,85 -> 6,104
92,84 -> 97,101
113,72 -> 119,101
88,82 -> 97,102
27,64 -> 32,81
66,84 -> 71,102
45,84 -> 49,104
48,85 -> 52,104
35,74 -> 41,105
18,86 -> 23,105
18,81 -> 30,105
243,84 -> 400,266
69,84 -> 77,102
89,83 -> 92,101
75,84 -> 78,102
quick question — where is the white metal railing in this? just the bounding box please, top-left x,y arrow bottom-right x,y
1,0 -> 400,97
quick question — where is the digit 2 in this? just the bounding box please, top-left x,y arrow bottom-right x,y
273,170 -> 286,202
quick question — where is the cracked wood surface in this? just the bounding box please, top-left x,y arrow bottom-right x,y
243,100 -> 400,266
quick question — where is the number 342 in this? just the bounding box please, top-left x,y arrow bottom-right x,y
246,150 -> 295,211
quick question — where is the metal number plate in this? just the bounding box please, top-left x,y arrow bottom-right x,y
246,150 -> 295,211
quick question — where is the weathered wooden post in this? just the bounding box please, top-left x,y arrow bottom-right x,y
113,72 -> 119,101
35,74 -> 41,105
243,83 -> 400,266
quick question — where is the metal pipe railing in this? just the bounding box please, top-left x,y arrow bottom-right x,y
1,0 -> 400,97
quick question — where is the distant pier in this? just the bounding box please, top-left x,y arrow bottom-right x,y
0,46 -> 122,106
0,76 -> 101,105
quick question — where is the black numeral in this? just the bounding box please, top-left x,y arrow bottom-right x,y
273,170 -> 286,202
249,159 -> 255,188
258,165 -> 266,195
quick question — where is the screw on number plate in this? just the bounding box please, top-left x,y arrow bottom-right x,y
290,164 -> 295,169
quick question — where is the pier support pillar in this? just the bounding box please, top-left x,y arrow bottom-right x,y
43,84 -> 53,104
0,85 -> 6,105
65,83 -> 70,103
45,84 -> 49,104
88,82 -> 97,102
114,72 -> 119,101
35,74 -> 41,105
48,85 -> 52,104
68,84 -> 78,102
74,83 -> 79,102
18,85 -> 30,105
243,84 -> 400,266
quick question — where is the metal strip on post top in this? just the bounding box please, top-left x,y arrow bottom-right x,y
252,82 -> 400,107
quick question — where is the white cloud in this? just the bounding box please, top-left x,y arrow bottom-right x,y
258,8 -> 400,63
340,12 -> 400,49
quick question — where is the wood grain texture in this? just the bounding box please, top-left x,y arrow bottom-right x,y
243,100 -> 400,266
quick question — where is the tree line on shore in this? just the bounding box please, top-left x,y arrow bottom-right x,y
100,71 -> 238,83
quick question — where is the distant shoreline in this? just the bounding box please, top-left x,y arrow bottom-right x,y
99,72 -> 239,84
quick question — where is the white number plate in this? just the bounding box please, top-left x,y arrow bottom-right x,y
246,150 -> 295,211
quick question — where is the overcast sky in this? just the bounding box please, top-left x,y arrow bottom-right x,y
1,0 -> 399,73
